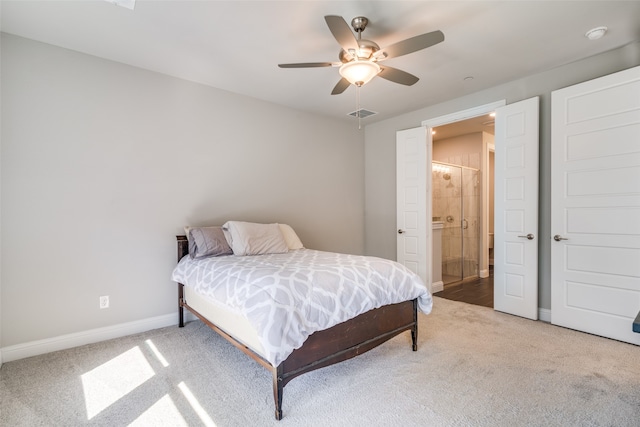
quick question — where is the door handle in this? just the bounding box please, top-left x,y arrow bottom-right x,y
398,229 -> 405,234
553,234 -> 568,241
518,233 -> 535,240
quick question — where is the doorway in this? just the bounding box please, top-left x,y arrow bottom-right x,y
400,98 -> 539,318
431,115 -> 495,307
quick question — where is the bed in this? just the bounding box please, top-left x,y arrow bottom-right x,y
172,222 -> 432,420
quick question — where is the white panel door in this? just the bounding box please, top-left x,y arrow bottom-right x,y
494,97 -> 539,320
396,127 -> 431,289
551,66 -> 640,345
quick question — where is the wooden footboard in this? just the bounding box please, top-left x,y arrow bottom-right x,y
175,235 -> 419,420
273,298 -> 418,419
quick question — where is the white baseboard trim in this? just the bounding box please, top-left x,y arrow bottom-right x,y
539,308 -> 551,323
479,269 -> 489,278
1,313 -> 179,363
431,281 -> 444,293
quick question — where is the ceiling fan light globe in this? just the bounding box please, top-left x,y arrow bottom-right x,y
339,60 -> 381,86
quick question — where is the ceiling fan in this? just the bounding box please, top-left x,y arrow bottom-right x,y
278,15 -> 444,95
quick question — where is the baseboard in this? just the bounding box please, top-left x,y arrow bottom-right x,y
1,313 -> 179,363
539,308 -> 551,323
479,269 -> 489,278
431,281 -> 444,293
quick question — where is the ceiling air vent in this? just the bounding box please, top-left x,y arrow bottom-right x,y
348,109 -> 378,119
105,0 -> 136,10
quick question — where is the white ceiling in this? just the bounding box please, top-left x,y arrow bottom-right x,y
2,1 -> 640,124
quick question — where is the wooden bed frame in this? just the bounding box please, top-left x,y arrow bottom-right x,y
175,235 -> 418,420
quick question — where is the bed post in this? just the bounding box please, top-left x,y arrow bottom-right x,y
178,283 -> 185,328
411,298 -> 418,351
273,365 -> 284,420
177,235 -> 189,328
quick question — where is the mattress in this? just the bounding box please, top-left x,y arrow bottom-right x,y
183,285 -> 266,357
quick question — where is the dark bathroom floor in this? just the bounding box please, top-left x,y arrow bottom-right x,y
434,268 -> 494,308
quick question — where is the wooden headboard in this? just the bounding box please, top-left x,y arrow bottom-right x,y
176,235 -> 189,328
177,235 -> 188,261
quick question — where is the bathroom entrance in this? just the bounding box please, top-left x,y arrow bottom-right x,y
432,162 -> 481,285
428,109 -> 496,309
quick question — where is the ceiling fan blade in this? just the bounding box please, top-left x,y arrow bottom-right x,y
324,15 -> 358,53
278,62 -> 335,68
378,30 -> 444,60
331,78 -> 351,95
378,66 -> 419,86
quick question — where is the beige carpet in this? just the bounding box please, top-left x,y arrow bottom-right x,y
1,296 -> 639,426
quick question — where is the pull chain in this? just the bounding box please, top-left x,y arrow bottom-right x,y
356,84 -> 362,130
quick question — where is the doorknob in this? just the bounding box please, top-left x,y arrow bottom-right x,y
553,234 -> 568,241
398,229 -> 405,234
518,233 -> 535,240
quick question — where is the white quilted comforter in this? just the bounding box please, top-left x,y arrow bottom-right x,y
171,249 -> 432,366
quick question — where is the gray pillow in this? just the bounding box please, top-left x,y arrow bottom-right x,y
187,226 -> 233,259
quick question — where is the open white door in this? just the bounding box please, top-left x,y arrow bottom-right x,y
396,127 -> 431,290
494,97 -> 539,320
551,66 -> 640,345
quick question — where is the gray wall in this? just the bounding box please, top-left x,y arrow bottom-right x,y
0,34 -> 364,348
0,10 -> 2,364
364,41 -> 640,311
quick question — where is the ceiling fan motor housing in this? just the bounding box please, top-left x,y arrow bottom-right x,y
339,39 -> 380,62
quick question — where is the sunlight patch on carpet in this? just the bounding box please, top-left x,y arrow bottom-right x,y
130,394 -> 188,426
146,339 -> 170,367
81,346 -> 155,419
178,381 -> 217,427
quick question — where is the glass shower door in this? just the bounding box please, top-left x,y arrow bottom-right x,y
432,162 -> 480,285
461,166 -> 480,281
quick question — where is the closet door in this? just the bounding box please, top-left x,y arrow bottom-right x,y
551,66 -> 640,345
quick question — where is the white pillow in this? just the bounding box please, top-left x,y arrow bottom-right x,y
278,224 -> 304,250
222,221 -> 289,256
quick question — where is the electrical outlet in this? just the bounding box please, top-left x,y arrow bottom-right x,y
99,295 -> 109,309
